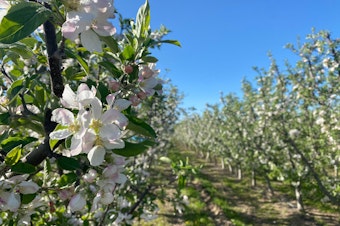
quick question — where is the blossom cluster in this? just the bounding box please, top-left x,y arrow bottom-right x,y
50,83 -> 131,166
62,0 -> 116,52
0,175 -> 41,224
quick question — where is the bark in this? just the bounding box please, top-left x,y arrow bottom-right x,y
251,169 -> 256,187
220,157 -> 225,169
237,166 -> 242,180
264,174 -> 275,196
294,181 -> 305,212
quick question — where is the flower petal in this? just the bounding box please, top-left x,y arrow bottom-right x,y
88,145 -> 106,166
68,194 -> 86,212
18,181 -> 40,194
50,129 -> 72,140
114,99 -> 131,111
61,84 -> 78,109
103,138 -> 125,149
51,108 -> 75,125
80,29 -> 103,52
99,124 -> 121,141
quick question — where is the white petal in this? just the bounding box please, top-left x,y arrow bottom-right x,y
77,83 -> 90,93
141,77 -> 158,89
68,194 -> 86,212
78,90 -> 95,105
100,192 -> 114,205
106,93 -> 116,107
103,138 -> 125,149
87,145 -> 106,166
100,124 -> 121,140
6,192 -> 21,212
50,129 -> 72,140
61,84 -> 78,109
114,99 -> 131,111
18,181 -> 40,194
90,97 -> 103,119
81,29 -> 103,52
51,108 -> 75,125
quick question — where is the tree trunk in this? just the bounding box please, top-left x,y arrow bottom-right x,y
264,174 -> 275,196
227,163 -> 233,174
294,181 -> 305,212
221,158 -> 225,169
251,169 -> 256,187
334,165 -> 338,178
205,152 -> 210,162
288,137 -> 340,205
237,166 -> 242,180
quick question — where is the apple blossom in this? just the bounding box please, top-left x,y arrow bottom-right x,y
62,0 -> 116,52
138,64 -> 163,96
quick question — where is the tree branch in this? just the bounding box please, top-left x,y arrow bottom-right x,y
24,109 -> 57,166
43,3 -> 64,98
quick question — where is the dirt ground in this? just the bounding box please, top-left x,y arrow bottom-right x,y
138,149 -> 340,226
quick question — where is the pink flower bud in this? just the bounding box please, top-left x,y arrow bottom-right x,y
124,65 -> 134,74
83,169 -> 98,183
137,91 -> 147,100
109,81 -> 121,92
129,95 -> 140,106
58,188 -> 73,201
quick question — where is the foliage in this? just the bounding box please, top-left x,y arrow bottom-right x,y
0,0 -> 181,225
174,30 -> 340,212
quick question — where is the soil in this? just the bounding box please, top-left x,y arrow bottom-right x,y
137,148 -> 340,226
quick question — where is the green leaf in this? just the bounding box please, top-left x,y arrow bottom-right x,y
121,45 -> 135,61
57,172 -> 77,187
1,136 -> 38,153
113,140 -> 155,157
141,56 -> 158,63
126,115 -> 157,138
11,162 -> 37,174
98,61 -> 122,77
97,82 -> 110,103
0,2 -> 52,44
21,193 -> 36,205
65,48 -> 89,74
159,39 -> 181,47
159,156 -> 172,164
7,79 -> 24,102
136,0 -> 150,38
34,86 -> 46,106
5,146 -> 22,166
0,112 -> 10,125
178,175 -> 186,189
49,138 -> 59,151
100,35 -> 119,53
57,156 -> 80,171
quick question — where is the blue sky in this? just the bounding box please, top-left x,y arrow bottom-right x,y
115,0 -> 340,112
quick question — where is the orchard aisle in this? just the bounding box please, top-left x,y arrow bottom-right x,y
138,146 -> 340,226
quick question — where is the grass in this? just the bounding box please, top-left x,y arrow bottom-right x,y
135,147 -> 340,226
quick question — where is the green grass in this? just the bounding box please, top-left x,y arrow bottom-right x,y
135,147 -> 340,226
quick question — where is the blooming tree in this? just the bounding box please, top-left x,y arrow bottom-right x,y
174,30 -> 340,212
0,0 -> 180,225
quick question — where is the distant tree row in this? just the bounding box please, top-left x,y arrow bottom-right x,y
174,30 -> 340,212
